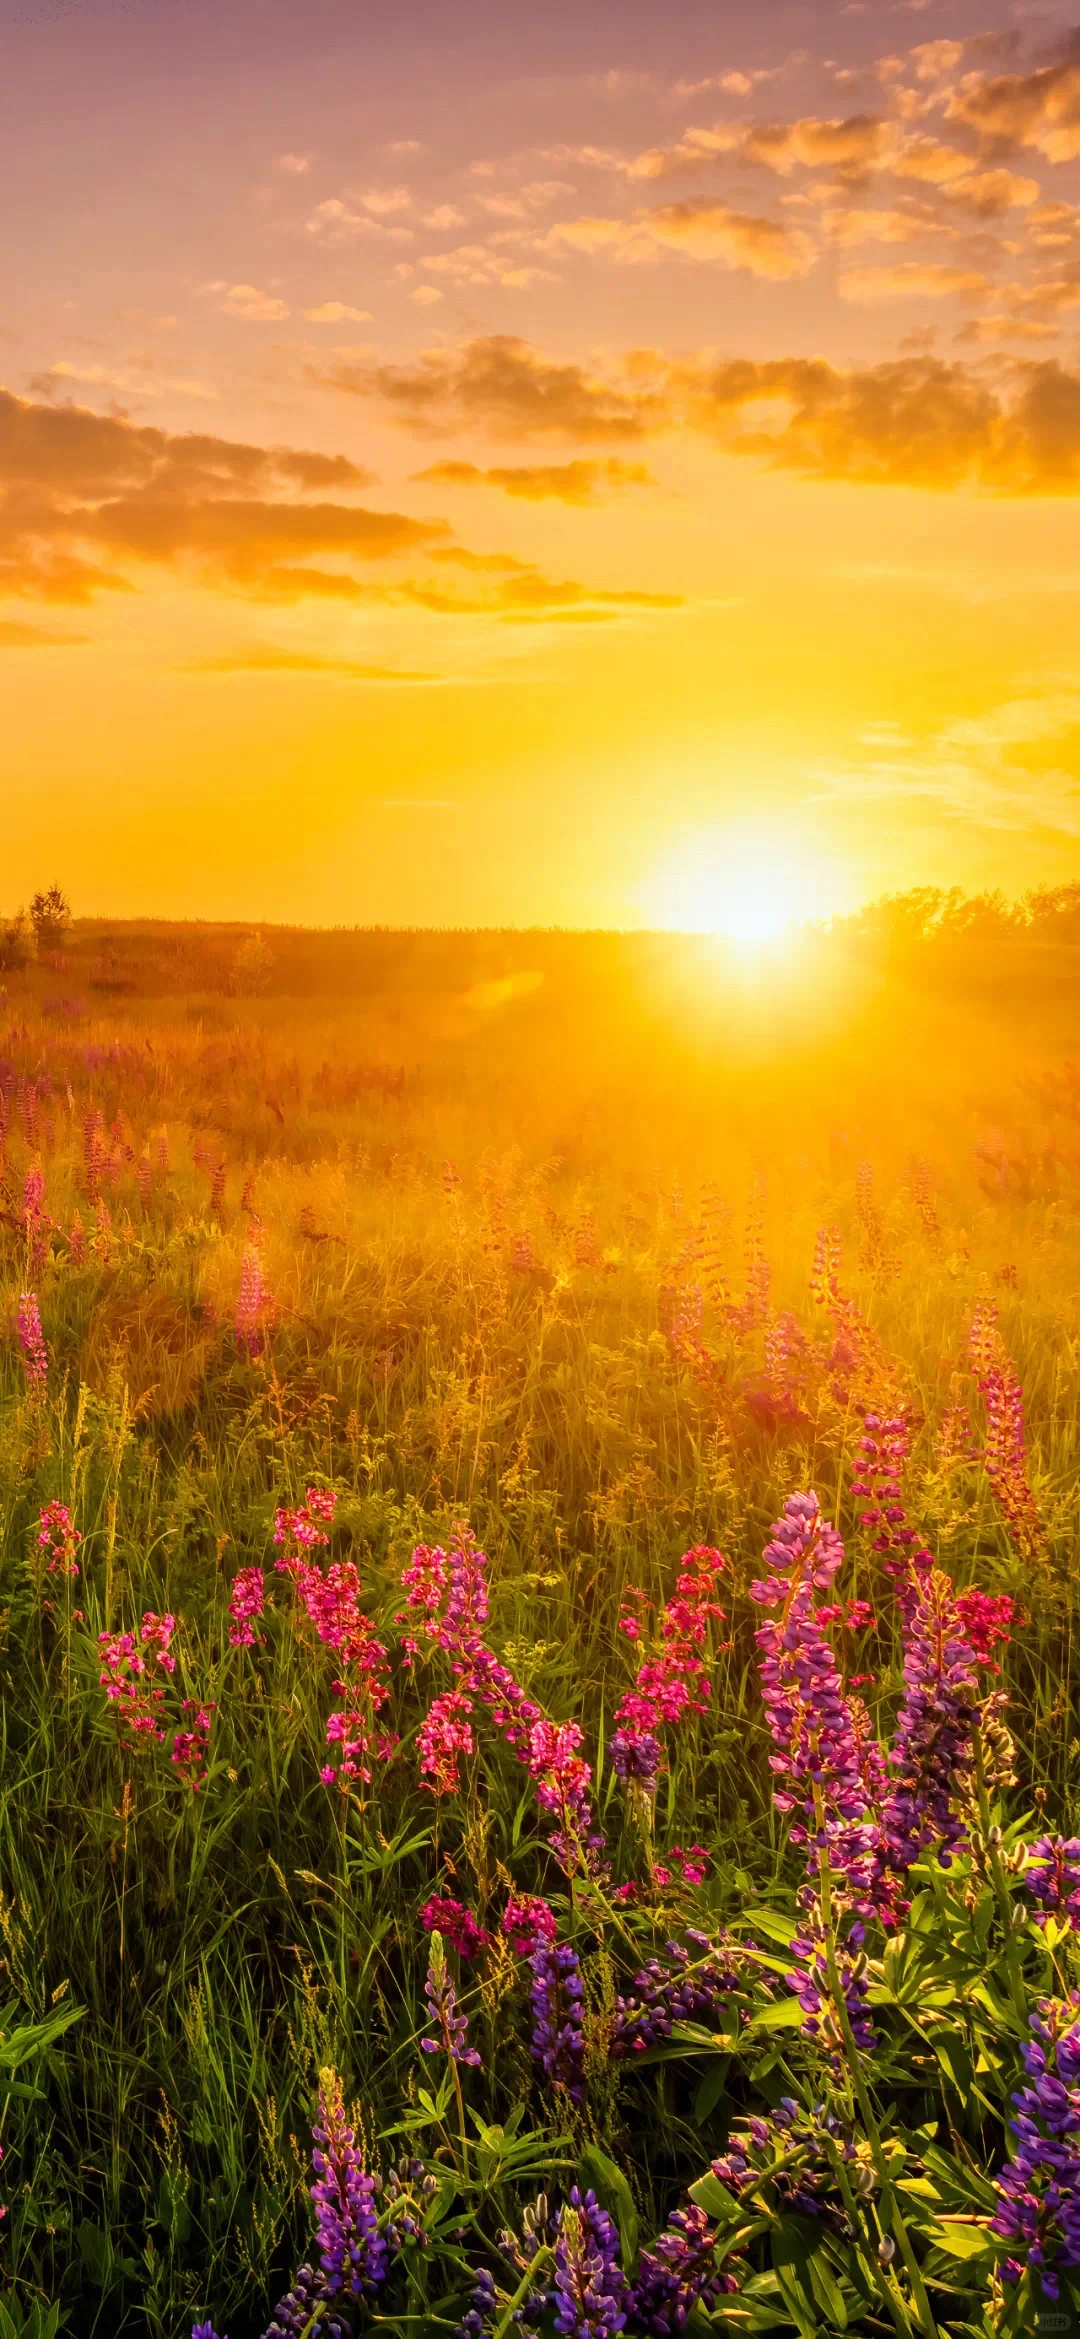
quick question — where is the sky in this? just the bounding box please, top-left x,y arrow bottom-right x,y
4,0 -> 1080,927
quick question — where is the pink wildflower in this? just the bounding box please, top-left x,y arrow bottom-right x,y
98,1611 -> 177,1747
417,1690 -> 475,1795
420,1896 -> 489,1958
36,1501 -> 81,1578
172,1701 -> 214,1791
17,1292 -> 48,1394
228,1566 -> 265,1647
502,1895 -> 558,1956
611,1546 -> 728,1792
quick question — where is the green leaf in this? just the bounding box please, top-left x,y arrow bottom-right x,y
693,2059 -> 730,2124
927,2221 -> 995,2262
771,2220 -> 824,2339
579,2144 -> 638,2273
749,1997 -> 806,2032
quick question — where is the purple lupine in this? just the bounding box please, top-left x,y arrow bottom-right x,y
191,2325 -> 226,2338
529,1937 -> 586,2103
787,1907 -> 874,2056
310,2069 -> 388,2301
851,1413 -> 933,1624
750,1493 -> 891,1922
421,1931 -> 480,2068
628,2203 -> 736,2330
457,2194 -> 556,2338
261,2265 -> 346,2339
1025,1839 -> 1080,1931
553,2189 -> 627,2337
612,1933 -> 741,2056
712,2096 -> 861,2224
993,1995 -> 1080,2300
880,1568 -> 980,1876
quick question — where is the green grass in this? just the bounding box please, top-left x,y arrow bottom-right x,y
0,926 -> 1078,2334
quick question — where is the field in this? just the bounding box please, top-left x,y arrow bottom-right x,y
2,917 -> 1080,2339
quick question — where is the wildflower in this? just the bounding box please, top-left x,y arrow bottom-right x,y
712,2097 -> 862,2223
172,1702 -> 214,1791
417,1690 -> 475,1795
954,1585 -> 1017,1669
503,1894 -> 558,1956
652,1843 -> 709,1890
420,1896 -> 488,1959
1025,1839 -> 1080,1932
192,2324 -> 227,2339
613,1933 -> 740,2055
992,1995 -> 1080,2300
969,1298 -> 1045,1563
98,1611 -> 177,1747
311,2069 -> 387,2301
880,1569 -> 980,1876
749,1494 -> 886,1915
36,1500 -> 81,1578
611,1546 -> 728,1794
261,2264 -> 346,2339
529,1936 -> 585,2102
553,2190 -> 627,2337
273,1487 -> 336,1571
421,1931 -> 480,2068
236,1241 -> 275,1357
628,2202 -> 735,2330
228,1565 -> 265,1647
68,1210 -> 87,1265
851,1412 -> 933,1622
17,1292 -> 48,1394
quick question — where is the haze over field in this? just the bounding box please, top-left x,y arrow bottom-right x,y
5,0 -> 1080,923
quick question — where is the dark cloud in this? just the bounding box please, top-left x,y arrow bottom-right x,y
0,386 -> 438,603
309,335 -> 665,443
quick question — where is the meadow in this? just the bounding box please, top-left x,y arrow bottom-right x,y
2,912 -> 1080,2339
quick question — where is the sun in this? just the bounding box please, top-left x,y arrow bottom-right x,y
636,828 -> 816,946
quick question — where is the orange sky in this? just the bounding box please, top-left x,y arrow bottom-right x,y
4,0 -> 1080,925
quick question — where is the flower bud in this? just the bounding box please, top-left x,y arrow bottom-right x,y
855,2164 -> 875,2197
988,1824 -> 1003,1849
878,2235 -> 896,2268
1010,1902 -> 1028,1931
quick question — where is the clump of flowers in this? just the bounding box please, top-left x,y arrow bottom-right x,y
273,1487 -> 336,1573
613,1932 -> 741,2055
553,2189 -> 627,2338
228,1565 -> 265,1647
171,1701 -> 214,1791
36,1500 -> 81,1578
236,1234 -> 276,1358
417,1689 -> 475,1795
992,1995 -> 1080,2301
610,1547 -> 728,1795
1024,1839 -> 1080,1932
529,1936 -> 585,2103
969,1296 -> 1045,1564
420,1896 -> 489,1959
98,1611 -> 178,1746
402,1535 -> 604,1876
851,1412 -> 933,1623
880,1568 -> 981,1877
16,1291 -> 48,1397
311,2067 -> 388,2302
628,2201 -> 734,2328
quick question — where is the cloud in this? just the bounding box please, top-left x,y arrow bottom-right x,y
310,334 -> 666,442
423,204 -> 466,230
277,153 -> 311,174
812,687 -> 1080,836
32,358 -> 219,401
214,282 -> 290,322
305,198 -> 412,244
416,242 -> 553,289
412,456 -> 655,503
947,58 -> 1080,164
303,302 -> 373,323
0,618 -> 89,647
182,646 -> 446,681
541,199 -> 815,279
819,203 -> 946,247
678,350 -> 1080,493
357,185 -> 413,216
411,286 -> 444,304
838,262 -> 990,302
0,388 -> 438,604
631,111 -> 891,184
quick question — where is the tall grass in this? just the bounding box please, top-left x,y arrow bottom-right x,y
0,925 -> 1078,2333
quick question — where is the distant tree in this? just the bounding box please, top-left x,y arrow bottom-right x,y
934,889 -> 1024,943
1025,882 -> 1080,943
230,932 -> 275,997
29,883 -> 72,951
0,908 -> 34,972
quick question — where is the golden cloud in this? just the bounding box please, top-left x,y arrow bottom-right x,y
948,58 -> 1080,164
412,457 -> 655,503
310,335 -> 665,442
838,262 -> 990,303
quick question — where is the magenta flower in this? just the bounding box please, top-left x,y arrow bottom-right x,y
611,1546 -> 728,1794
851,1411 -> 933,1623
98,1611 -> 178,1748
172,1701 -> 214,1791
17,1292 -> 48,1394
36,1501 -> 81,1578
417,1690 -> 475,1795
228,1565 -> 265,1647
420,1896 -> 488,1959
502,1894 -> 557,1956
236,1241 -> 276,1357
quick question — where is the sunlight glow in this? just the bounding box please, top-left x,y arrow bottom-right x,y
636,828 -> 831,945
